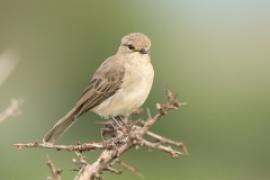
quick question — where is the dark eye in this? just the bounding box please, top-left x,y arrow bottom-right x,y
127,44 -> 135,50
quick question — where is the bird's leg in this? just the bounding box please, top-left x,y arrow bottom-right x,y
110,116 -> 130,145
119,115 -> 128,125
111,116 -> 130,135
98,117 -> 125,135
112,116 -> 122,127
99,116 -> 129,141
113,115 -> 129,127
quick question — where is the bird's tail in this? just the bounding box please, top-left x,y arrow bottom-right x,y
43,106 -> 80,144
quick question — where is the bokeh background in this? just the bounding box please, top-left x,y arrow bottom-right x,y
1,0 -> 270,179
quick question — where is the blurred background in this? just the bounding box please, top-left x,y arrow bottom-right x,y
0,0 -> 270,179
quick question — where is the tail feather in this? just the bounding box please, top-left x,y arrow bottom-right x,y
43,107 -> 79,144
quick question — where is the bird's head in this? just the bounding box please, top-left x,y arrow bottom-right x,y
117,32 -> 151,55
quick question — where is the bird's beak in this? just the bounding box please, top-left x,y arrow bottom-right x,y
138,48 -> 148,54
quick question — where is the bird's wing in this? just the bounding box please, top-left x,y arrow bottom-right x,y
75,56 -> 125,116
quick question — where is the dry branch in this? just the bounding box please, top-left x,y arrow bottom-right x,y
47,156 -> 62,180
15,90 -> 188,180
115,159 -> 143,177
15,141 -> 105,152
0,98 -> 22,124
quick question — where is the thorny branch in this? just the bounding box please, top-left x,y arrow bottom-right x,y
15,90 -> 188,180
15,141 -> 105,152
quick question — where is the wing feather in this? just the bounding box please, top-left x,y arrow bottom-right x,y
75,57 -> 125,116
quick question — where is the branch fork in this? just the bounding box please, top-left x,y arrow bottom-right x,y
15,90 -> 188,180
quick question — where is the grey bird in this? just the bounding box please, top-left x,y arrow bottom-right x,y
43,32 -> 154,144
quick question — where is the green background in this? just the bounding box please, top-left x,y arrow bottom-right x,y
0,0 -> 270,179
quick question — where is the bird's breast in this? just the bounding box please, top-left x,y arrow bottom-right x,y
93,56 -> 154,117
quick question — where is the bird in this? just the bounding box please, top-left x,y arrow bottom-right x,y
43,32 -> 154,144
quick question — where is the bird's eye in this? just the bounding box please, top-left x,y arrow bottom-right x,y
127,44 -> 135,50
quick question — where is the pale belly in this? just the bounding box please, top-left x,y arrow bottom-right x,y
92,60 -> 154,117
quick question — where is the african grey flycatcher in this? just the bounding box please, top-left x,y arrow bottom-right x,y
43,32 -> 154,144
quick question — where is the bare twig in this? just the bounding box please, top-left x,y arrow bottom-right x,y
15,141 -> 105,152
104,165 -> 122,175
74,90 -> 187,179
47,156 -> 62,180
75,149 -> 119,180
0,50 -> 21,124
0,98 -> 22,124
140,139 -> 183,158
146,130 -> 189,155
115,159 -> 143,177
16,90 -> 188,180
